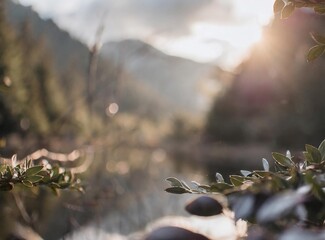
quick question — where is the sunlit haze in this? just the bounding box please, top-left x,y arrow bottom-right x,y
18,0 -> 274,69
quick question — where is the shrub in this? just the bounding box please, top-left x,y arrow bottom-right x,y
166,140 -> 325,239
0,155 -> 83,194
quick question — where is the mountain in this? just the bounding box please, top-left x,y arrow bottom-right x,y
5,0 -> 89,76
4,0 -> 220,120
101,39 -> 216,114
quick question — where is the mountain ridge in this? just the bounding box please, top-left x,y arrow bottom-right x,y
5,0 -> 218,117
101,39 -> 215,113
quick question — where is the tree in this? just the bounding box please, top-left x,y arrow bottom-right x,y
205,1 -> 325,148
274,0 -> 325,60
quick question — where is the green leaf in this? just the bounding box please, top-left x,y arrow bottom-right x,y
307,45 -> 325,62
14,165 -> 21,173
181,180 -> 191,190
25,175 -> 44,183
281,2 -> 295,19
303,151 -> 313,164
318,139 -> 325,161
4,166 -> 13,180
310,33 -> 325,45
165,187 -> 191,194
304,173 -> 325,200
255,171 -> 288,189
22,180 -> 34,188
37,170 -> 51,183
166,177 -> 183,187
0,164 -> 6,174
314,6 -> 325,14
272,152 -> 294,168
305,144 -> 322,163
25,165 -> 43,176
50,166 -> 60,179
311,183 -> 325,201
273,0 -> 285,13
230,175 -> 245,186
209,182 -> 233,193
58,182 -> 70,189
254,171 -> 274,178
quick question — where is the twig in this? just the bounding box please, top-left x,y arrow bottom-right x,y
12,191 -> 32,224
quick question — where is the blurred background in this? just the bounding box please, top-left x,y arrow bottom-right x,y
0,0 -> 325,239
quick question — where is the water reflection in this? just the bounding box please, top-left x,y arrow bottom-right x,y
60,145 -> 197,239
52,142 -> 265,239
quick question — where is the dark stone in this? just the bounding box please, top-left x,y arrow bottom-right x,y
185,196 -> 223,217
145,226 -> 211,240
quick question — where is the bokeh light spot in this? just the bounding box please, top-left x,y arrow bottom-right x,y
106,102 -> 119,116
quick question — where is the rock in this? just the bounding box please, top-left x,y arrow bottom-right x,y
144,226 -> 210,240
185,196 -> 223,217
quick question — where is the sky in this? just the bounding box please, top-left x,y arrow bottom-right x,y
17,0 -> 274,69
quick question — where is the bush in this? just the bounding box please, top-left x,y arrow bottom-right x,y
0,155 -> 83,194
166,139 -> 325,239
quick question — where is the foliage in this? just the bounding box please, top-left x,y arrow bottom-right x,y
166,1 -> 325,239
273,0 -> 325,61
0,155 -> 83,194
166,140 -> 325,239
205,3 -> 325,147
0,1 -> 93,139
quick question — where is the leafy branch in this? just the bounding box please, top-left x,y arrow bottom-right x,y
166,140 -> 325,238
273,0 -> 325,61
0,156 -> 83,194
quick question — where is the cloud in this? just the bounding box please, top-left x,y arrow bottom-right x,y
53,0 -> 226,43
19,0 -> 251,43
127,0 -> 212,35
18,0 -> 274,65
18,0 -> 87,17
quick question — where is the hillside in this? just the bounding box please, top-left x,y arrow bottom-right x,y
5,0 -> 89,76
4,0 -> 220,120
101,39 -> 216,114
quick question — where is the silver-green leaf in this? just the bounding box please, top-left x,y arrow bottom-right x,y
25,165 -> 44,176
307,45 -> 325,62
165,177 -> 183,187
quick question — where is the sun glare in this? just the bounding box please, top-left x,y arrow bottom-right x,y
193,22 -> 263,51
152,0 -> 274,68
154,20 -> 266,68
233,0 -> 274,26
